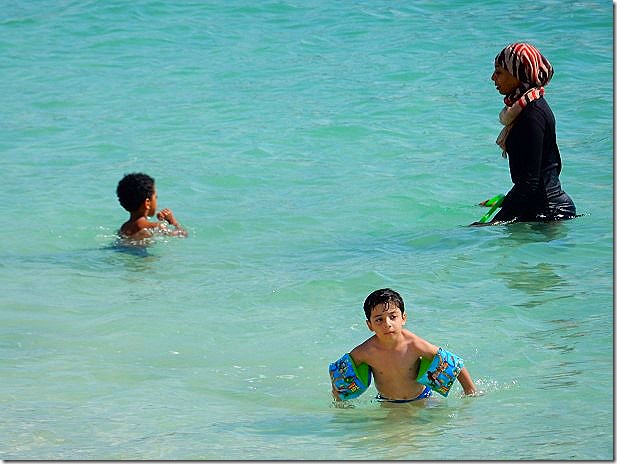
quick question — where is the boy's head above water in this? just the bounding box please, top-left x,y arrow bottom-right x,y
363,288 -> 405,320
117,173 -> 155,213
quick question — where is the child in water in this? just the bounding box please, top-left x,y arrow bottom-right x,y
331,288 -> 476,402
116,172 -> 188,240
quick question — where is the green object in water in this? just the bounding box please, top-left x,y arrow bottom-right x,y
484,193 -> 505,207
478,193 -> 505,223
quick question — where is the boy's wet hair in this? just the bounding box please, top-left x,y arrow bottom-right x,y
117,173 -> 155,212
363,288 -> 405,320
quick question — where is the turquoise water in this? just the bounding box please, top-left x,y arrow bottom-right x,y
1,0 -> 613,460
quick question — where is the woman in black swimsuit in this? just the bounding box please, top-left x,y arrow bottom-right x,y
477,42 -> 576,225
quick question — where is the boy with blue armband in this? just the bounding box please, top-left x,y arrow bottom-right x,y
329,288 -> 476,402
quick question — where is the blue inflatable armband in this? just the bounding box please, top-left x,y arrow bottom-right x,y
416,347 -> 464,397
329,353 -> 372,400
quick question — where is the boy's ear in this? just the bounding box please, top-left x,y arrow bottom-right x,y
402,312 -> 407,325
143,197 -> 152,215
366,319 -> 374,332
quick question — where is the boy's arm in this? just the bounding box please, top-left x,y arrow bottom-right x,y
157,209 -> 188,237
456,367 -> 477,395
331,384 -> 342,400
412,334 -> 440,359
330,347 -> 363,401
330,367 -> 347,401
414,333 -> 477,396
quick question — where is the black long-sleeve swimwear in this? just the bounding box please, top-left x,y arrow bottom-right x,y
492,96 -> 576,223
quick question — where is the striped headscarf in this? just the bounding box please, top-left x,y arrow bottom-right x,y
495,43 -> 554,157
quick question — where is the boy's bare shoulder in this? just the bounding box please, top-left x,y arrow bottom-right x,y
350,336 -> 378,361
120,220 -> 151,239
120,217 -> 164,238
402,329 -> 422,344
402,329 -> 439,356
355,335 -> 377,351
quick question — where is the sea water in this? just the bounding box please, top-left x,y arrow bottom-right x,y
0,0 -> 613,460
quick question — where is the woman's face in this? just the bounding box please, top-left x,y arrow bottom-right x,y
491,65 -> 521,95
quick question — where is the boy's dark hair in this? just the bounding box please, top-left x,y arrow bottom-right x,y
116,173 -> 155,212
363,288 -> 405,320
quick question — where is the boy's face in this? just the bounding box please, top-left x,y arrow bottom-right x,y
366,302 -> 407,337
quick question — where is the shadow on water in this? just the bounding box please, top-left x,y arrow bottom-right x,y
465,218 -> 574,250
497,220 -> 572,244
496,262 -> 571,297
105,242 -> 151,258
461,219 -> 580,304
404,218 -> 574,259
1,239 -> 160,275
101,241 -> 162,273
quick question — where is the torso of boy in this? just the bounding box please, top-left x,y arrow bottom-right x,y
351,329 -> 438,400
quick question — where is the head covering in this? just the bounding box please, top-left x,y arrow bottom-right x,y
494,43 -> 554,157
495,42 -> 554,106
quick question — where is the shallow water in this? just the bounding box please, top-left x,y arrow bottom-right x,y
1,0 -> 613,460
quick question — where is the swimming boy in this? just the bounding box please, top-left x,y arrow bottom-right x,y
330,288 -> 476,402
116,172 -> 188,240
